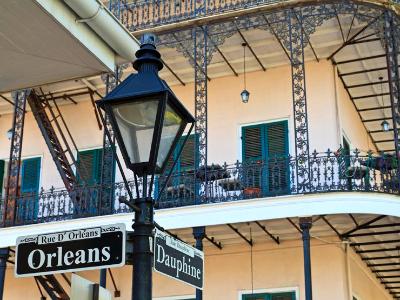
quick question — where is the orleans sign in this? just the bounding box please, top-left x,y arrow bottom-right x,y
15,224 -> 125,277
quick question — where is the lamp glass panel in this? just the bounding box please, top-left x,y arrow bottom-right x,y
112,99 -> 159,165
156,103 -> 184,169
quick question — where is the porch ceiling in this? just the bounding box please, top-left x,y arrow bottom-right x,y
0,6 -> 396,153
0,0 -> 116,94
167,213 -> 400,298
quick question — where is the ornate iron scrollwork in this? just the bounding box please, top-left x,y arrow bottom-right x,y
99,70 -> 122,215
287,9 -> 311,192
194,26 -> 208,202
384,10 -> 400,178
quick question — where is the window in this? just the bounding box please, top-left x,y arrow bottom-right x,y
242,121 -> 289,195
166,134 -> 198,173
18,157 -> 41,222
21,157 -> 41,195
77,149 -> 104,185
156,135 -> 198,205
243,291 -> 296,300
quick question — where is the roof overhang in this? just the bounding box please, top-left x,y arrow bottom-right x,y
0,0 -> 139,93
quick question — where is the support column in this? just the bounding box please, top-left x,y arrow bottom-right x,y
99,69 -> 124,288
193,26 -> 208,202
193,226 -> 205,300
300,217 -> 313,300
0,90 -> 28,299
100,73 -> 118,215
384,10 -> 400,178
3,90 -> 29,226
0,248 -> 9,300
288,10 -> 311,192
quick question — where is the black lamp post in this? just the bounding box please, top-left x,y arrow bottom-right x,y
96,34 -> 195,300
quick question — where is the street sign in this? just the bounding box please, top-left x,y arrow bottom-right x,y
15,224 -> 125,277
154,229 -> 204,290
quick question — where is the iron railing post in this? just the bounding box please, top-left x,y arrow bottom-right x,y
384,10 -> 400,181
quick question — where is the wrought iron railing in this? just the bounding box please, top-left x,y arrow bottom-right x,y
109,0 -> 290,31
0,151 -> 398,226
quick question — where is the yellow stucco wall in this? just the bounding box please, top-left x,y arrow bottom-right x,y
0,59 -> 368,191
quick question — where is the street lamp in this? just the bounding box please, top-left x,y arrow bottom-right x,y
96,33 -> 195,300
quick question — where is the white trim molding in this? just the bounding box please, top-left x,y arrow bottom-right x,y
153,295 -> 195,300
1,192 -> 399,247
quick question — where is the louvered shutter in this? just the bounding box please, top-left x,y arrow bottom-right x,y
157,135 -> 197,202
165,135 -> 197,173
0,160 -> 4,192
266,121 -> 288,194
242,125 -> 264,189
179,135 -> 196,171
21,158 -> 41,194
95,149 -> 103,184
267,122 -> 287,157
77,149 -> 103,185
164,150 -> 175,172
242,125 -> 263,162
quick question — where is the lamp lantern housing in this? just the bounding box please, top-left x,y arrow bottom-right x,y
96,34 -> 195,176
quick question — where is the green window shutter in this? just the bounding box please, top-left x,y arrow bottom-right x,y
77,149 -> 103,185
266,121 -> 288,157
266,121 -> 289,194
95,149 -> 103,184
271,292 -> 295,300
160,135 -> 197,195
242,125 -> 264,162
21,157 -> 41,194
0,160 -> 4,192
166,135 -> 198,173
242,121 -> 289,195
179,135 -> 197,171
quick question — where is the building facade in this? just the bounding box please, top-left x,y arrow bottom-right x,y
0,0 -> 400,299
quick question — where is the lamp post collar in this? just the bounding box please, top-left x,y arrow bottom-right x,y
133,33 -> 163,73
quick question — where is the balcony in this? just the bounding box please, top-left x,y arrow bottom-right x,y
112,0 -> 289,31
1,150 -> 398,227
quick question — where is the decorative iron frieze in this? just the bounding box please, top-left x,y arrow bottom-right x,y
384,10 -> 400,178
194,26 -> 208,202
99,72 -> 121,215
288,9 -> 311,192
